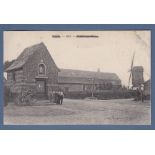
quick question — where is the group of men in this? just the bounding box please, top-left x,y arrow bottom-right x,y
49,91 -> 64,104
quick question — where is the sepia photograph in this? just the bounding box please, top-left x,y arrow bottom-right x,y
3,30 -> 151,125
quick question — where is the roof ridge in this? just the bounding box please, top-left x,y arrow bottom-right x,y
60,68 -> 116,74
59,68 -> 120,81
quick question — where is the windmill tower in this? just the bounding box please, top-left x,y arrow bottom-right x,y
128,52 -> 144,89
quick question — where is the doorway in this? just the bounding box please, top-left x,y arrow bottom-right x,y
36,79 -> 47,98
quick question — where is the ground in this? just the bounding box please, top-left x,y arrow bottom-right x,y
4,98 -> 151,125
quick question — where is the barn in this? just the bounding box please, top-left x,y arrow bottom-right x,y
6,42 -> 60,98
58,69 -> 121,93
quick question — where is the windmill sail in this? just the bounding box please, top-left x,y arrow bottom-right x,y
128,52 -> 135,88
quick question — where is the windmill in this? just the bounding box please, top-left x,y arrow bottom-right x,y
128,52 -> 135,89
128,51 -> 145,90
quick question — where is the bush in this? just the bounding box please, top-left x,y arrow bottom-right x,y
64,90 -> 135,100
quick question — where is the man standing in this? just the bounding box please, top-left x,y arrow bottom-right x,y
140,84 -> 144,102
55,91 -> 59,104
135,88 -> 140,101
59,91 -> 64,105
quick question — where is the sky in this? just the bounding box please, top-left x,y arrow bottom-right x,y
3,31 -> 151,86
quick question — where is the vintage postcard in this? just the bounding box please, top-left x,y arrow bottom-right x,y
1,25 -> 153,129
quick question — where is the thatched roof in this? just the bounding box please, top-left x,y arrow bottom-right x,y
6,42 -> 59,72
58,69 -> 121,84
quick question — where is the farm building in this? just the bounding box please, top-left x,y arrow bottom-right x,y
144,79 -> 151,99
5,42 -> 121,98
5,42 -> 59,98
58,69 -> 121,93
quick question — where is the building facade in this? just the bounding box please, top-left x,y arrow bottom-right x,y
6,42 -> 59,98
144,79 -> 151,98
58,69 -> 121,93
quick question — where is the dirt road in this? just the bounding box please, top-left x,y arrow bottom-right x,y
4,98 -> 151,125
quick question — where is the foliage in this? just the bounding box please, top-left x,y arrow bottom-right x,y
64,90 -> 135,100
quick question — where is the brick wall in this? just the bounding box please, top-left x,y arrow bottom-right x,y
23,45 -> 58,85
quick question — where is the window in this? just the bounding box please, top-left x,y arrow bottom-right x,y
38,63 -> 46,75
